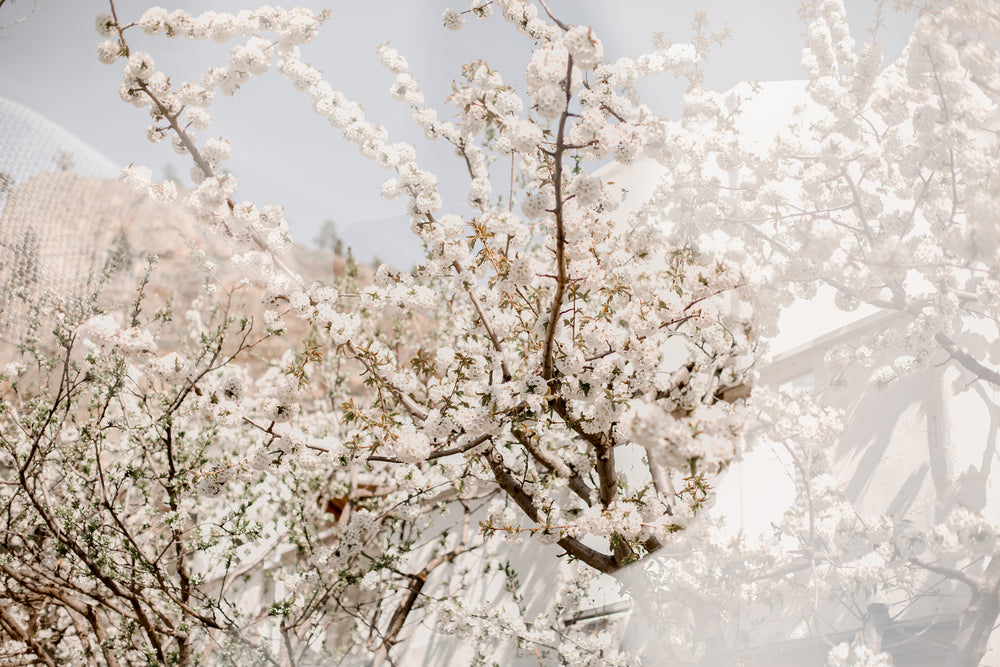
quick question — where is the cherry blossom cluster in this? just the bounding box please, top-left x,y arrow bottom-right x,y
650,0 -> 1000,391
83,1 -> 963,664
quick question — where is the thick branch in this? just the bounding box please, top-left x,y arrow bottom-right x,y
484,445 -> 619,573
944,556 -> 1000,667
367,433 -> 492,464
540,55 -> 576,381
908,557 -> 982,590
548,396 -> 618,510
374,512 -> 475,665
376,547 -> 468,658
0,605 -> 57,667
936,333 -> 1000,387
511,426 -> 595,506
85,606 -> 123,667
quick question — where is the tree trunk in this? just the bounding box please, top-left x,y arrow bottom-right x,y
944,558 -> 1000,667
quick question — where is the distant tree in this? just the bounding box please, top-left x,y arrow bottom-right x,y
314,218 -> 343,255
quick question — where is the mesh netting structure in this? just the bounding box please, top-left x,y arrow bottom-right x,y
0,97 -> 129,342
0,97 -> 344,357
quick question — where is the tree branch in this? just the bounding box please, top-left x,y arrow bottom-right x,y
540,55 -> 576,381
909,557 -> 982,590
935,333 -> 1000,387
484,445 -> 619,573
511,425 -> 595,506
0,605 -> 57,667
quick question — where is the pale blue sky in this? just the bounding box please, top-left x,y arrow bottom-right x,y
1,1 -> 914,266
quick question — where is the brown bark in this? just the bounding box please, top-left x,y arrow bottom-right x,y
484,445 -> 619,573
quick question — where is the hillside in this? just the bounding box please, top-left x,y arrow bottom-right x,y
0,172 -> 354,362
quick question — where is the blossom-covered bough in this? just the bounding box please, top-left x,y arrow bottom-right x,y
0,2 -> 761,664
640,0 -> 1000,664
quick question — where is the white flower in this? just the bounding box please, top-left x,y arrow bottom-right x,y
196,475 -> 223,497
139,7 -> 169,35
870,366 -> 896,390
508,255 -> 536,287
262,398 -> 298,423
203,137 -> 231,164
377,45 -> 408,74
521,189 -> 552,220
569,174 -> 601,208
78,314 -> 120,343
123,52 -> 156,85
148,352 -> 191,383
532,83 -> 563,119
2,362 -> 25,379
95,11 -> 116,37
97,40 -> 120,64
185,106 -> 211,131
246,443 -> 273,471
470,0 -> 492,19
504,119 -> 542,154
563,25 -> 603,70
442,8 -> 464,31
468,177 -> 491,208
216,373 -> 246,403
392,425 -> 431,463
360,570 -> 382,590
